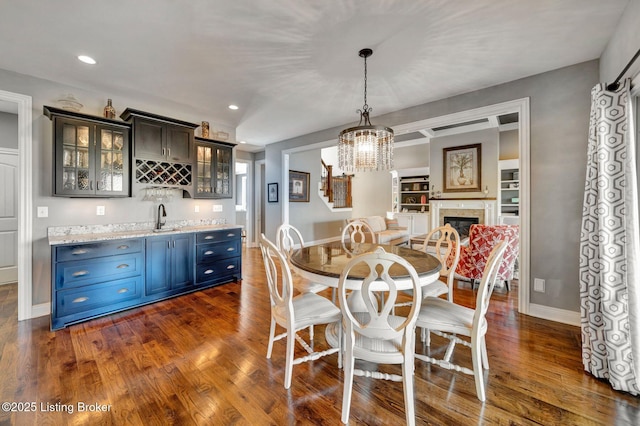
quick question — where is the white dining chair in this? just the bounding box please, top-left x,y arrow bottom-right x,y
341,220 -> 377,255
338,246 -> 422,426
259,233 -> 342,389
396,224 -> 461,313
414,240 -> 508,402
276,223 -> 331,296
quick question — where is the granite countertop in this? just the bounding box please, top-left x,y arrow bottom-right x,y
48,220 -> 243,245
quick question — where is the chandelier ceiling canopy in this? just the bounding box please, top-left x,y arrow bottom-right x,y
338,48 -> 394,173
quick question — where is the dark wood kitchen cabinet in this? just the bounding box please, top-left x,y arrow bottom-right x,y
44,106 -> 131,197
120,108 -> 198,163
194,137 -> 235,198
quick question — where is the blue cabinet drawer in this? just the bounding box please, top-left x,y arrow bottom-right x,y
56,239 -> 142,262
196,229 -> 241,244
196,258 -> 241,283
196,240 -> 241,263
55,276 -> 143,318
56,252 -> 144,290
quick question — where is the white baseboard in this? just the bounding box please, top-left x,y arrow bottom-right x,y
528,303 -> 580,327
31,303 -> 50,319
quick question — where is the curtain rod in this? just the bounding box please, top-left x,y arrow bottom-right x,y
606,47 -> 640,91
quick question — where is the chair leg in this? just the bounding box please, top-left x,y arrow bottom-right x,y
309,325 -> 314,350
480,336 -> 489,370
471,336 -> 486,402
267,317 -> 276,358
504,280 -> 510,291
402,354 -> 416,426
284,328 -> 295,389
341,344 -> 355,424
337,322 -> 343,369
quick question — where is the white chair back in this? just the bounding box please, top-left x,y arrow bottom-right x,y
422,224 -> 460,301
338,247 -> 421,340
473,239 -> 509,329
276,223 -> 304,261
259,233 -> 294,318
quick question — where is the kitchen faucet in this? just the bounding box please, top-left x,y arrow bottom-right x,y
156,203 -> 166,230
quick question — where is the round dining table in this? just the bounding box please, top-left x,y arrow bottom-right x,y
290,241 -> 442,292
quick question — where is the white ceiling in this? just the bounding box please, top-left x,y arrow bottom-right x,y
0,0 -> 629,151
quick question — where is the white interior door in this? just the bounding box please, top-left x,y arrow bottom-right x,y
0,148 -> 18,285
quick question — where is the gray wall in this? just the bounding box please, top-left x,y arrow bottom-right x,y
289,148 -> 351,240
0,112 -> 18,149
430,128 -> 499,199
266,60 -> 599,313
0,68 -> 240,304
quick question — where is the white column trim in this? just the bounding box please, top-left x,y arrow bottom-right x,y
0,89 -> 33,321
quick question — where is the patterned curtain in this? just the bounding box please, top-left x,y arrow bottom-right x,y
580,78 -> 640,395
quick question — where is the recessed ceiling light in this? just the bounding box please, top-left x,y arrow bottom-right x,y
239,141 -> 247,144
228,105 -> 239,110
77,55 -> 97,65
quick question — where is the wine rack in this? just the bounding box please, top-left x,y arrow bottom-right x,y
135,159 -> 192,186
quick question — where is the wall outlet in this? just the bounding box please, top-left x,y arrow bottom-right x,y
96,205 -> 105,216
194,205 -> 200,213
533,278 -> 545,293
213,205 -> 223,212
37,206 -> 48,218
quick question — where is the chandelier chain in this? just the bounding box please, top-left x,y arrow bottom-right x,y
363,53 -> 368,111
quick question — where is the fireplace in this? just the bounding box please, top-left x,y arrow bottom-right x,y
444,216 -> 479,239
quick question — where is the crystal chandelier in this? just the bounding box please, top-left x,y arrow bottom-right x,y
338,48 -> 394,173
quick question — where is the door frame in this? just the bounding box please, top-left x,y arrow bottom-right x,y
0,89 -> 33,321
253,159 -> 265,247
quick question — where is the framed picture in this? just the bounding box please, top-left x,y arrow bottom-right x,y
443,143 -> 482,192
267,182 -> 278,203
289,170 -> 310,202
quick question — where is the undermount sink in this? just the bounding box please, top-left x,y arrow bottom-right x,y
152,227 -> 176,233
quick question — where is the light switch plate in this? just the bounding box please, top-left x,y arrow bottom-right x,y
213,205 -> 223,212
37,206 -> 48,218
194,205 -> 200,213
533,278 -> 545,293
96,206 -> 105,216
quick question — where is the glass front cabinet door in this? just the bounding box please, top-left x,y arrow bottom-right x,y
46,106 -> 131,198
194,137 -> 234,199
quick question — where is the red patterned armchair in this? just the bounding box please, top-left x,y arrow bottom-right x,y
455,224 -> 519,290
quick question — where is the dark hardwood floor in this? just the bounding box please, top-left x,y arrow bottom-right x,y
1,246 -> 639,425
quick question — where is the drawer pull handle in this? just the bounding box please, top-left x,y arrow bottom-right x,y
117,245 -> 129,250
72,270 -> 89,277
116,264 -> 129,269
227,233 -> 235,237
204,250 -> 214,255
117,288 -> 129,294
204,236 -> 214,240
227,247 -> 235,252
226,265 -> 235,270
72,297 -> 89,303
72,249 -> 88,255
204,269 -> 214,275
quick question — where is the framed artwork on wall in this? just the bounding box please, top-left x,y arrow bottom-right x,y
443,143 -> 482,192
289,170 -> 310,202
267,182 -> 278,203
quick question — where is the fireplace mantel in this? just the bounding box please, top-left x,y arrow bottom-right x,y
430,199 -> 497,230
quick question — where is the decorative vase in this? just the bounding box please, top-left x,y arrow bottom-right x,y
103,99 -> 116,119
201,121 -> 210,138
